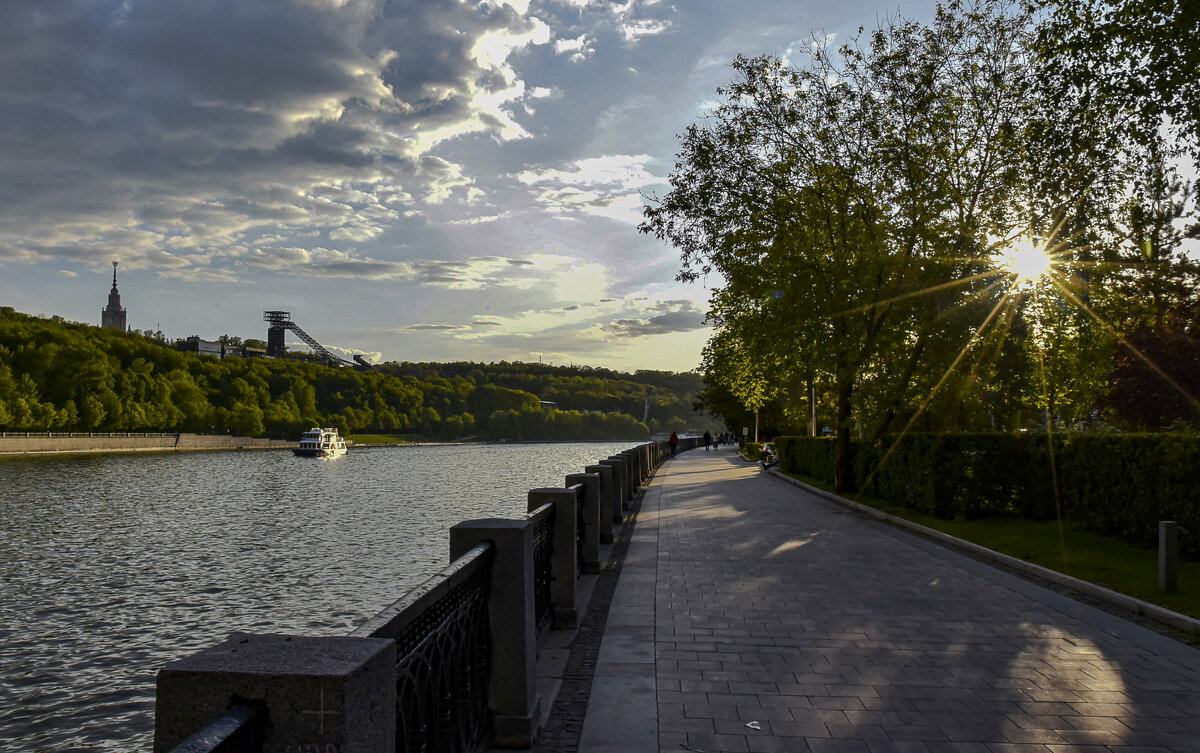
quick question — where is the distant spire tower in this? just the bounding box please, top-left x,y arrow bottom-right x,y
101,260 -> 128,331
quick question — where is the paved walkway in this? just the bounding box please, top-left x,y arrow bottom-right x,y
576,448 -> 1200,753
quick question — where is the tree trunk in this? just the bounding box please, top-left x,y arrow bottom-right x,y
834,377 -> 855,493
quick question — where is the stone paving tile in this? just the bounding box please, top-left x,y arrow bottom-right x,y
574,451 -> 1200,753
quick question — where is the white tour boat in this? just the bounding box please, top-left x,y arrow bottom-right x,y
293,427 -> 348,457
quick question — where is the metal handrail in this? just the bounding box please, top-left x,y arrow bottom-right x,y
166,703 -> 266,753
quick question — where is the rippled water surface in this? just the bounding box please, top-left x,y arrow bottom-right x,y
0,442 -> 636,752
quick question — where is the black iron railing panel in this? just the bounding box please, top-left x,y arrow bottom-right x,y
568,483 -> 585,573
356,543 -> 493,753
527,503 -> 554,634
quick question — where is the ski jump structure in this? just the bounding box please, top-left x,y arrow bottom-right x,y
263,311 -> 374,370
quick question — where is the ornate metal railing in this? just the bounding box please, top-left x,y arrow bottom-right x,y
568,483 -> 586,573
527,503 -> 555,634
0,431 -> 178,438
352,543 -> 494,753
157,441 -> 678,753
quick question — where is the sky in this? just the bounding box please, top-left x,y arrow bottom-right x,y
0,0 -> 941,373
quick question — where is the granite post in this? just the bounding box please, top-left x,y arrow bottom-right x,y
154,633 -> 396,753
565,472 -> 602,573
602,456 -> 629,513
450,518 -> 541,747
585,463 -> 617,543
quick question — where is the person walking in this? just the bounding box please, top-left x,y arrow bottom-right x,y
703,430 -> 712,451
669,431 -> 678,458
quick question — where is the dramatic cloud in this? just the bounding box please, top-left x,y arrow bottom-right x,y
0,0 -> 553,271
238,250 -> 566,289
0,0 -> 943,372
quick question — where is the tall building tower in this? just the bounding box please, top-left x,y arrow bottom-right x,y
101,260 -> 127,331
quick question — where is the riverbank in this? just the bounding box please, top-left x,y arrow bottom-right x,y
0,432 -> 294,455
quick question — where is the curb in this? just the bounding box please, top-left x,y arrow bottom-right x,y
766,468 -> 1200,638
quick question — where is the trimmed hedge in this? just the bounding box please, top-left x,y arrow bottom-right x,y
775,433 -> 1200,557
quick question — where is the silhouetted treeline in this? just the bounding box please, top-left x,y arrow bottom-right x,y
0,308 -> 708,440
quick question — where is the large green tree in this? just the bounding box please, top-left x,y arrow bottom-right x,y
643,0 -> 1038,489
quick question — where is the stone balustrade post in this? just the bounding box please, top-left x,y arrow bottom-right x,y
620,449 -> 641,490
565,472 -> 601,573
622,450 -> 640,495
585,463 -> 617,542
527,488 -> 580,629
603,456 -> 630,513
154,633 -> 396,753
449,518 -> 541,747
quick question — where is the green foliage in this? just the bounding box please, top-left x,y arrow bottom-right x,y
647,1 -> 1200,493
483,407 -> 648,441
644,2 -> 1043,489
0,307 -> 686,441
777,433 -> 1200,556
1036,0 -> 1200,161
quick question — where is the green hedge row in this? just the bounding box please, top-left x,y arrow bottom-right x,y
775,434 -> 1200,556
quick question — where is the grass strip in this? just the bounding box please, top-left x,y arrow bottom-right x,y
785,471 -> 1200,622
346,433 -> 419,444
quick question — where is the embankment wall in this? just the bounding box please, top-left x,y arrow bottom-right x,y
0,433 -> 294,455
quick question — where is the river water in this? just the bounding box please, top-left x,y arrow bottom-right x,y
0,442 -> 637,752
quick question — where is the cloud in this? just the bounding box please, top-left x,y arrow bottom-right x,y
544,0 -> 675,44
446,212 -> 512,225
396,323 -> 473,333
235,248 -> 582,292
321,343 -> 383,362
516,154 -> 662,222
619,18 -> 672,42
429,295 -> 705,349
602,299 -> 705,337
0,0 -> 553,273
554,34 -> 595,62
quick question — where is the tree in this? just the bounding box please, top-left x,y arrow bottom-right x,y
1101,325 -> 1200,427
1035,0 -> 1200,161
643,1 -> 1037,490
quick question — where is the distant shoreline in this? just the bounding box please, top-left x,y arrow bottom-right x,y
0,433 -> 293,456
0,433 -> 663,456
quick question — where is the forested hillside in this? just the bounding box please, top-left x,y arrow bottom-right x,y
0,307 -> 709,440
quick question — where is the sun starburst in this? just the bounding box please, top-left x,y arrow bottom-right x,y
995,240 -> 1054,286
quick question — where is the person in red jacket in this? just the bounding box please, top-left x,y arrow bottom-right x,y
669,431 -> 678,457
